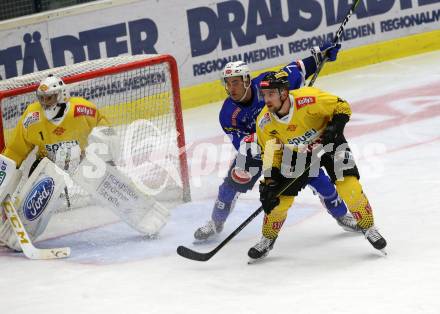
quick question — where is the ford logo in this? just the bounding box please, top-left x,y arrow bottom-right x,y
23,177 -> 55,221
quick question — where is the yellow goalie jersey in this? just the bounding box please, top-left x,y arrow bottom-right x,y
256,86 -> 352,172
2,97 -> 108,167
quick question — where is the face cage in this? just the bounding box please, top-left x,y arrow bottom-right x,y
36,91 -> 60,108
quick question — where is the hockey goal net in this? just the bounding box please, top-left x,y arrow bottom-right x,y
0,54 -> 191,214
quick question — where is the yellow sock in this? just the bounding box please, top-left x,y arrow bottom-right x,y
335,176 -> 374,229
262,195 -> 295,239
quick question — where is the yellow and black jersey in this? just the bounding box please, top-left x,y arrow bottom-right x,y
2,97 -> 108,166
256,86 -> 351,172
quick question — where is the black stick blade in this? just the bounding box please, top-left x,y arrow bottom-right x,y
176,245 -> 213,262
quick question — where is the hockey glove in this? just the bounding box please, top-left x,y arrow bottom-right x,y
259,180 -> 280,215
311,42 -> 341,66
321,114 -> 350,147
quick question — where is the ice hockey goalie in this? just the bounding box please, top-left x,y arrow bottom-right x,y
0,75 -> 169,254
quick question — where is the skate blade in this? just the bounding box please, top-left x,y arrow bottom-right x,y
247,257 -> 270,265
247,253 -> 269,265
143,233 -> 159,240
248,258 -> 260,265
341,227 -> 363,233
380,248 -> 388,256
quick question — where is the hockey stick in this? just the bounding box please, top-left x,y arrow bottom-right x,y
2,195 -> 70,260
64,187 -> 71,208
308,0 -> 361,87
177,206 -> 264,261
177,150 -> 325,261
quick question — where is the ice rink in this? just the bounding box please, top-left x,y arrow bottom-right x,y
1,51 -> 439,314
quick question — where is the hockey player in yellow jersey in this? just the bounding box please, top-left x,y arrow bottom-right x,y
248,70 -> 387,261
0,74 -> 109,251
2,74 -> 108,169
0,75 -> 170,253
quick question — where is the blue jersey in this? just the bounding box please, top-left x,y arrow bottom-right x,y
219,59 -> 307,150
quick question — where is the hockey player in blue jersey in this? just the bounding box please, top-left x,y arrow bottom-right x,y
194,43 -> 361,241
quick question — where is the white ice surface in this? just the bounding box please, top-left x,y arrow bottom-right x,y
1,51 -> 440,314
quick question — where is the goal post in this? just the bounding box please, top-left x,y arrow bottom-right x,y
0,54 -> 191,205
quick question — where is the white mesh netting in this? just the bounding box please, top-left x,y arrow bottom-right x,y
0,55 -> 190,217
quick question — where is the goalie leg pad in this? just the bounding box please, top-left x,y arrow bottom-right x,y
0,154 -> 23,250
13,158 -> 67,240
73,157 -> 170,236
0,158 -> 66,250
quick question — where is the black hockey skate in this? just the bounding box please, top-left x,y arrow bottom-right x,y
336,213 -> 362,233
248,236 -> 277,263
362,226 -> 387,254
193,220 -> 224,242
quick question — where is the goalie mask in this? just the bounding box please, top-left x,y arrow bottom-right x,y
36,75 -> 70,120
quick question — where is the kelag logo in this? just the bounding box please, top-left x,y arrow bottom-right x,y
23,177 -> 55,221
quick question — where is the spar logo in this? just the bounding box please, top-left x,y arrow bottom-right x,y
287,128 -> 319,146
296,96 -> 316,109
23,177 -> 55,221
74,105 -> 96,118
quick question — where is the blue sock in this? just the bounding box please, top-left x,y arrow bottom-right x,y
308,169 -> 347,218
211,182 -> 239,223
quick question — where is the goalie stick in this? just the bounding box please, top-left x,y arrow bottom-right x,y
177,150 -> 325,262
2,195 -> 70,260
308,0 -> 362,87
